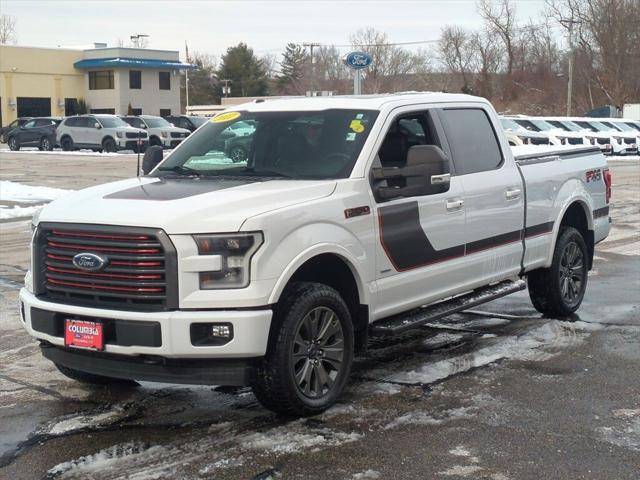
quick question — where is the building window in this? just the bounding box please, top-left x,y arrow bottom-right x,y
159,72 -> 170,90
90,108 -> 116,114
64,98 -> 78,116
89,71 -> 114,90
132,108 -> 142,115
129,70 -> 142,89
17,97 -> 52,117
159,108 -> 171,117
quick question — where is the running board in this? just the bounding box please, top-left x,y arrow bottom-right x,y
371,280 -> 526,336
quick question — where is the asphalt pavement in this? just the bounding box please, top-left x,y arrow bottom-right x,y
0,151 -> 638,479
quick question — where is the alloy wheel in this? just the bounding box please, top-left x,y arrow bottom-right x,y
559,241 -> 585,303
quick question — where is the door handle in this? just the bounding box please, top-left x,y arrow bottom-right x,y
505,188 -> 522,200
446,199 -> 464,210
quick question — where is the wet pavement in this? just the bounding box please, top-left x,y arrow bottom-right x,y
0,152 -> 638,479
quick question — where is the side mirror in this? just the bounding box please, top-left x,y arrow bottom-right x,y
94,122 -> 101,129
142,145 -> 163,175
372,145 -> 451,200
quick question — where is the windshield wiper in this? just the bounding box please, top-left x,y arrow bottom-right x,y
158,165 -> 206,176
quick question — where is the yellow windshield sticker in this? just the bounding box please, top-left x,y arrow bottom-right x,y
350,119 -> 365,133
211,111 -> 241,123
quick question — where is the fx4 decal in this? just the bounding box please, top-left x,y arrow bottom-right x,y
586,169 -> 602,183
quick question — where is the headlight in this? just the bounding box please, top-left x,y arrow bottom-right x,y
192,232 -> 263,289
116,131 -> 124,138
161,131 -> 169,138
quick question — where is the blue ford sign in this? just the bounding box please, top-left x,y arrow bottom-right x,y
72,253 -> 109,272
344,52 -> 373,70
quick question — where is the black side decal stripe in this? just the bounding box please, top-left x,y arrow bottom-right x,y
379,202 -> 555,272
593,206 -> 609,218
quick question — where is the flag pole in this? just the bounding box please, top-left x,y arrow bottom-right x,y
185,41 -> 190,115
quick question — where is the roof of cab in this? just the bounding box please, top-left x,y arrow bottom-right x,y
229,92 -> 486,113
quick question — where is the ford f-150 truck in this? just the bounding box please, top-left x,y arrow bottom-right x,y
20,93 -> 611,416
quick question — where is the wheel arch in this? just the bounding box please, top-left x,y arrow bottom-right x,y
556,198 -> 594,270
269,249 -> 370,353
101,135 -> 116,146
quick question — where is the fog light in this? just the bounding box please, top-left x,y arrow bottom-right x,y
190,323 -> 234,346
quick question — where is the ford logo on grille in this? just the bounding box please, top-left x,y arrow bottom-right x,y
72,253 -> 109,272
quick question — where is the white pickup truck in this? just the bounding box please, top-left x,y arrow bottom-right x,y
21,93 -> 612,416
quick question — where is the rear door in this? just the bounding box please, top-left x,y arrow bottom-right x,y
370,106 -> 468,318
438,107 -> 524,285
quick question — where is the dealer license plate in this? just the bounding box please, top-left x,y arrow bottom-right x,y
64,319 -> 104,350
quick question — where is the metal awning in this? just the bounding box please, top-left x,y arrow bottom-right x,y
74,57 -> 197,70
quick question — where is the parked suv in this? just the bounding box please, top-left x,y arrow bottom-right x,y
57,115 -> 148,153
163,115 -> 208,133
7,117 -> 61,151
121,115 -> 190,149
0,117 -> 33,144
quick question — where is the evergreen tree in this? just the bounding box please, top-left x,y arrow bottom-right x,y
217,43 -> 268,97
276,43 -> 307,94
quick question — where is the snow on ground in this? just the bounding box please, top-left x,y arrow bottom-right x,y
0,180 -> 72,220
0,180 -> 71,203
0,148 -> 133,156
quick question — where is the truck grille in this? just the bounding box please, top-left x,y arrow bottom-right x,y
126,132 -> 148,139
596,138 -> 609,145
567,137 -> 583,145
623,138 -> 636,145
170,132 -> 187,138
529,137 -> 550,145
34,223 -> 177,311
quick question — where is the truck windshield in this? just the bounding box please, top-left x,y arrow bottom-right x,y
155,109 -> 379,179
500,118 -> 522,131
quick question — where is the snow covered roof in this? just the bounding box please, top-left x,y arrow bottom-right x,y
74,57 -> 196,70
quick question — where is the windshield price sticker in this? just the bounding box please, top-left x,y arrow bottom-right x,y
211,111 -> 241,123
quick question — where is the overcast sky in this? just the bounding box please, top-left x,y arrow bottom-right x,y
3,0 -> 559,60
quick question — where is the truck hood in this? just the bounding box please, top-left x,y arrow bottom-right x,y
38,177 -> 337,234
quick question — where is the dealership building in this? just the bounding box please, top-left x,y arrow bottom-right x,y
0,44 -> 194,125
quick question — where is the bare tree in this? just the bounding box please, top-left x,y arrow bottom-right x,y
470,31 -> 502,99
478,0 -> 518,97
0,14 -> 17,44
439,26 -> 476,93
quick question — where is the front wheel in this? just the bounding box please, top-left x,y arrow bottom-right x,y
102,137 -> 116,153
229,145 -> 247,162
8,137 -> 20,151
528,226 -> 588,317
251,282 -> 354,416
41,136 -> 53,151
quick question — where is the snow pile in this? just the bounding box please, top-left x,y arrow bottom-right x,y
0,180 -> 72,220
42,405 -> 131,436
241,425 -> 362,453
352,470 -> 382,479
384,405 -> 475,430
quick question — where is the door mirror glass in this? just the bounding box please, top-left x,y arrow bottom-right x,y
142,146 -> 164,175
372,145 -> 451,200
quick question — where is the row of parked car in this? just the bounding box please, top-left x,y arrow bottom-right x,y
0,114 -> 210,152
499,115 -> 640,156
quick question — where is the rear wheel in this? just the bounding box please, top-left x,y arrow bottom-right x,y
55,363 -> 138,386
229,145 -> 247,162
40,136 -> 53,151
251,282 -> 354,416
60,136 -> 73,151
8,137 -> 20,151
528,226 -> 588,317
102,137 -> 116,153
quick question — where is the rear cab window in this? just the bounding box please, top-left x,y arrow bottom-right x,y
438,108 -> 504,175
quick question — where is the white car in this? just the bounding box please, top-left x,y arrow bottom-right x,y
598,119 -> 640,154
507,116 -> 587,147
571,117 -> 638,155
543,117 -> 613,155
22,93 -> 611,416
57,114 -> 148,153
499,117 -> 552,146
122,115 -> 191,149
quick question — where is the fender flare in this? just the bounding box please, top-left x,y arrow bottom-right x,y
545,190 -> 594,267
267,243 -> 369,306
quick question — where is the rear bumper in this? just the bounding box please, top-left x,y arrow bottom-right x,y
19,288 -> 273,359
40,342 -> 254,385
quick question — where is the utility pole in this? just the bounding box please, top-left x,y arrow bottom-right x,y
185,41 -> 190,114
565,21 -> 577,117
303,42 -> 320,96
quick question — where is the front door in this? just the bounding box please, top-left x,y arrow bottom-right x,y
371,107 -> 467,319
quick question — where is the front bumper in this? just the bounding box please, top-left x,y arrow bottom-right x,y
19,288 -> 272,359
117,139 -> 148,151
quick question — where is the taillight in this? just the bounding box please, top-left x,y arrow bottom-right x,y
603,168 -> 612,204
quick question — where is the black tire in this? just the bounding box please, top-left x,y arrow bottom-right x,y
8,137 -> 20,151
528,226 -> 588,317
102,137 -> 116,153
54,363 -> 139,386
229,145 -> 247,162
251,282 -> 354,417
60,136 -> 73,151
40,136 -> 53,151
